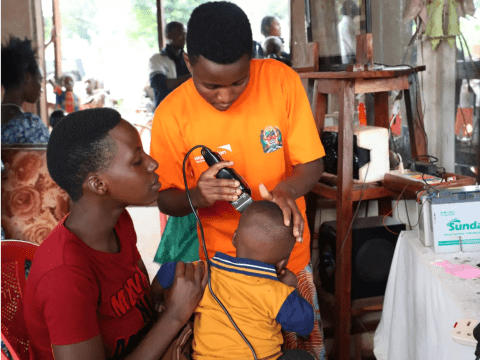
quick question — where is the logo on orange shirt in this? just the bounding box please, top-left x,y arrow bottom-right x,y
260,126 -> 283,153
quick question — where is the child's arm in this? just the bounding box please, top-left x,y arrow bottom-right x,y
151,262 -> 177,313
277,268 -> 298,288
275,290 -> 315,337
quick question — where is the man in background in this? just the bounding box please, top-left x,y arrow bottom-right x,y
338,0 -> 359,64
148,21 -> 191,109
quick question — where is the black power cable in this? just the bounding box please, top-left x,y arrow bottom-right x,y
182,145 -> 258,360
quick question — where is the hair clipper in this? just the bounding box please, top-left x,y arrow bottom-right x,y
201,147 -> 253,212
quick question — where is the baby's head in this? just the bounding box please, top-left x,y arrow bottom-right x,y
232,200 -> 295,267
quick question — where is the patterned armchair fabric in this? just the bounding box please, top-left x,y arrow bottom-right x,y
1,144 -> 70,245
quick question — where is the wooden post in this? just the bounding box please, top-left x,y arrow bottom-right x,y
417,38 -> 456,172
156,0 -> 165,52
52,0 -> 62,81
334,79 -> 355,360
33,0 -> 47,124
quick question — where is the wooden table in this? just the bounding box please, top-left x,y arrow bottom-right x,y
299,66 -> 426,360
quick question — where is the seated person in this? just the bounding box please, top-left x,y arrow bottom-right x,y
23,108 -> 208,360
154,200 -> 315,360
263,36 -> 292,67
81,77 -> 106,109
48,109 -> 65,129
260,15 -> 291,62
1,36 -> 50,144
48,73 -> 80,113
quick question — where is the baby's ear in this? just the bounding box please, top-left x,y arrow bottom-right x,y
232,231 -> 237,248
275,258 -> 288,275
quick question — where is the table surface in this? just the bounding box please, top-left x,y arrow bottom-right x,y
374,230 -> 480,360
297,65 -> 426,79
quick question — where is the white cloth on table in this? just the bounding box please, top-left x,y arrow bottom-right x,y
374,230 -> 480,360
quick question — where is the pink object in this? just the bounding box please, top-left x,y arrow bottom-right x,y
433,260 -> 480,279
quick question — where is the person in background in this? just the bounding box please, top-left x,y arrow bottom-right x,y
23,108 -> 208,360
81,77 -> 106,110
338,0 -> 359,64
48,73 -> 80,114
148,21 -> 191,109
154,201 -> 315,359
260,15 -> 291,62
48,109 -> 65,129
263,36 -> 292,67
150,2 -> 326,359
1,36 -> 50,144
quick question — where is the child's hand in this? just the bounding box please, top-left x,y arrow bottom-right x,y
277,268 -> 298,288
164,261 -> 208,324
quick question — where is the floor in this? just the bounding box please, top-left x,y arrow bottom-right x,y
127,205 -> 162,281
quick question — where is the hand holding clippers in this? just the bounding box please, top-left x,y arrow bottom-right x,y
201,147 -> 253,212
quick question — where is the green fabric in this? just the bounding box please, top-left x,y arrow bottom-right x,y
154,213 -> 200,264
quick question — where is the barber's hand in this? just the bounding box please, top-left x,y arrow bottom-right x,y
259,183 -> 304,243
195,161 -> 242,208
165,261 -> 208,324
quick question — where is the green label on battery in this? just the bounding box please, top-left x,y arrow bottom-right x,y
447,219 -> 480,231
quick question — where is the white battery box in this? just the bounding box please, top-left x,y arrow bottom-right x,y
418,185 -> 480,253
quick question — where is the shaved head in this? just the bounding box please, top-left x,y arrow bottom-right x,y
234,201 -> 295,265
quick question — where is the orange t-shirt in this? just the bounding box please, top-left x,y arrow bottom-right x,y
150,59 -> 325,274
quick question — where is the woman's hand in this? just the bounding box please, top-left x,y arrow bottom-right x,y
164,261 -> 208,324
259,183 -> 304,243
194,161 -> 242,208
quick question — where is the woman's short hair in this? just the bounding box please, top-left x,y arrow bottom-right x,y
1,36 -> 40,90
47,108 -> 121,202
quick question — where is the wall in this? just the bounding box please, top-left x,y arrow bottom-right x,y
1,0 -> 34,41
372,0 -> 412,66
1,0 -> 47,123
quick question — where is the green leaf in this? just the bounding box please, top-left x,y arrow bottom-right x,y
426,0 -> 446,50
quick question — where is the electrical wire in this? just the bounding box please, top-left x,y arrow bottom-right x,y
410,191 -> 436,228
339,162 -> 370,257
382,184 -> 411,235
182,145 -> 258,360
402,192 -> 412,230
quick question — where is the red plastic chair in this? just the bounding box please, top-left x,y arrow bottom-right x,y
1,240 -> 38,360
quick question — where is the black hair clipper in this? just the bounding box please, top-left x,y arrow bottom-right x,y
201,147 -> 253,212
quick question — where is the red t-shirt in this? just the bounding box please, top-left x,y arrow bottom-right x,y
150,59 -> 325,274
24,210 -> 153,359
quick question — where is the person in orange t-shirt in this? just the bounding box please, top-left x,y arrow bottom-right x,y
150,2 -> 326,359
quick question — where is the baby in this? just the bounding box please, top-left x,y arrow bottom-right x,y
154,200 -> 315,360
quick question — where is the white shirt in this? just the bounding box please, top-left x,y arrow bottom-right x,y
148,52 -> 177,79
338,15 -> 356,63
